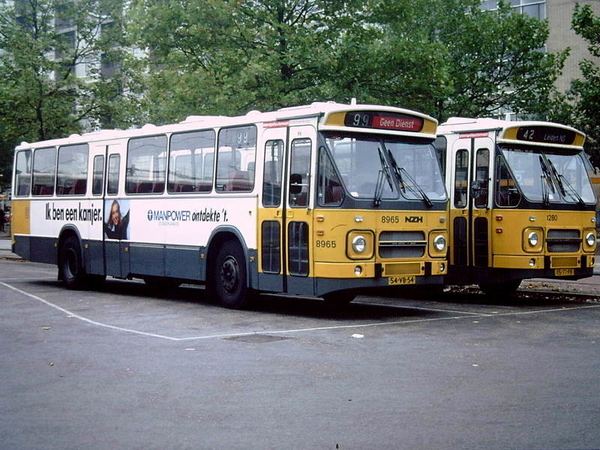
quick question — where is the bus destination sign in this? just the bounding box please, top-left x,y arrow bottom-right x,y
344,111 -> 424,132
516,126 -> 577,145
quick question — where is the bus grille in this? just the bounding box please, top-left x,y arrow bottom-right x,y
379,231 -> 426,258
547,229 -> 580,253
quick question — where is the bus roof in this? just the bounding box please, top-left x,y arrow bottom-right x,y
15,101 -> 438,150
438,117 -> 586,149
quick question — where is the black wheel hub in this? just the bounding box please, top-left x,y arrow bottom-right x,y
220,256 -> 239,293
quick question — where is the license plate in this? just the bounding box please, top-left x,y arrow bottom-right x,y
388,275 -> 416,285
555,268 -> 574,276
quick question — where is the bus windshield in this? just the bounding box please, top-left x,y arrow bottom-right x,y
323,132 -> 446,202
500,147 -> 595,204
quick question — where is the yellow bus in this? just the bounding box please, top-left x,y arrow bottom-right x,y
437,118 -> 597,296
11,102 -> 448,308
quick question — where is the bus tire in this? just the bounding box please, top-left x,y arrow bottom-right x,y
211,240 -> 252,309
59,236 -> 87,290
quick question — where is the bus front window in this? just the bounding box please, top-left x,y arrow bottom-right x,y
324,133 -> 396,199
385,140 -> 446,202
546,153 -> 595,204
324,133 -> 446,202
501,147 -> 595,205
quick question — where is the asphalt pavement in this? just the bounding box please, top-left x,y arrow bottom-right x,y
2,254 -> 600,449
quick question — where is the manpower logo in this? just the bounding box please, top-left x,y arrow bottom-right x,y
146,208 -> 228,223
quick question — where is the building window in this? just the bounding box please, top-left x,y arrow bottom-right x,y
480,0 -> 546,20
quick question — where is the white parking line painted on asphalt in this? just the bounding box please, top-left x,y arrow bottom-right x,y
2,281 -> 600,342
358,301 -> 490,316
1,282 -> 180,341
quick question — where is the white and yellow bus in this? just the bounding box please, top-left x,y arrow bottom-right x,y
11,102 -> 448,308
437,117 -> 597,296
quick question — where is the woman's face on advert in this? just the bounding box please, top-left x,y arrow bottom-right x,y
111,203 -> 120,225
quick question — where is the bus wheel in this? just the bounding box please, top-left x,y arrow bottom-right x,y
211,241 -> 252,309
59,236 -> 87,289
479,279 -> 522,299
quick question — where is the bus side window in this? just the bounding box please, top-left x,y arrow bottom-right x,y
32,147 -> 56,196
57,144 -> 89,196
262,140 -> 283,207
126,135 -> 167,194
289,138 -> 311,207
495,156 -> 521,207
168,130 -> 215,193
15,150 -> 32,197
216,126 -> 257,192
107,154 -> 120,195
454,149 -> 468,208
93,155 -> 104,196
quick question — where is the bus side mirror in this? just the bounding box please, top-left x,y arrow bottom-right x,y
290,173 -> 303,195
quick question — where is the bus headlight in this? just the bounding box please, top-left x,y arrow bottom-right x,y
433,235 -> 446,252
584,231 -> 596,250
428,231 -> 448,257
347,231 -> 374,259
523,228 -> 543,252
352,235 -> 367,253
528,231 -> 539,247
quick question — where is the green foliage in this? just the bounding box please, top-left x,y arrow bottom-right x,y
567,4 -> 600,167
435,1 -> 566,120
0,0 -> 144,189
129,0 -> 363,123
0,0 -> 142,141
130,0 -> 565,124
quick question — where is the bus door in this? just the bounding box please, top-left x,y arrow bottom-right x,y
87,143 -> 108,275
102,144 -> 129,278
450,136 -> 494,273
259,126 -> 287,292
285,126 -> 315,294
259,124 -> 315,295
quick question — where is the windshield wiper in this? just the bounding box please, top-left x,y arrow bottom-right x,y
387,148 -> 433,207
546,158 -> 586,207
374,146 -> 394,206
538,156 -> 552,206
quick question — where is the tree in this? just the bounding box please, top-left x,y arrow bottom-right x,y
0,0 -> 141,142
130,0 -> 565,125
568,3 -> 600,167
366,0 -> 567,121
129,0 -> 367,123
0,0 -> 144,190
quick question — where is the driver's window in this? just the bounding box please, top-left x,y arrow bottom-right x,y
317,148 -> 344,206
495,156 -> 521,207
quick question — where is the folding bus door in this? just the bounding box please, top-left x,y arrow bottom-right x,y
102,144 -> 130,279
259,126 -> 288,293
284,126 -> 316,295
258,124 -> 316,295
450,136 -> 494,273
86,143 -> 108,276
